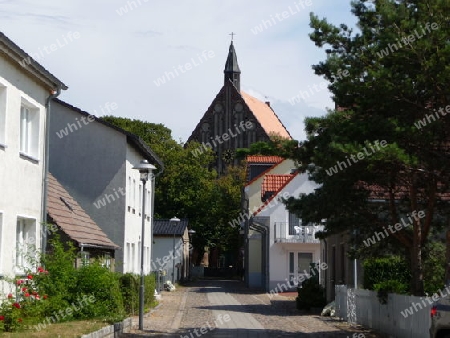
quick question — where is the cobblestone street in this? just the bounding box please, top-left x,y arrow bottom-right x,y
123,279 -> 385,338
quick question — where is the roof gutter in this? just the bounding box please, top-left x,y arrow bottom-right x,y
41,86 -> 62,255
80,243 -> 120,251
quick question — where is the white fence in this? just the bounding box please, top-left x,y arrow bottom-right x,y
335,285 -> 430,338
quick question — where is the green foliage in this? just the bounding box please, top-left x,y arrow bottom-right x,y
423,241 -> 446,295
37,235 -> 78,316
296,278 -> 326,311
374,280 -> 408,304
0,299 -> 22,332
363,256 -> 410,292
119,273 -> 156,315
99,116 -> 246,265
283,0 -> 450,295
73,263 -> 125,322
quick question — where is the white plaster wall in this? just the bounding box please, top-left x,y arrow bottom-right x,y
124,146 -> 153,274
0,58 -> 49,280
153,236 -> 184,283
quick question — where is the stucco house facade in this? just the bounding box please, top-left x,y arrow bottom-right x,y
0,32 -> 67,294
48,99 -> 163,274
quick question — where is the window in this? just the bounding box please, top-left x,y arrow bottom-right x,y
0,85 -> 6,146
288,212 -> 300,235
80,251 -> 90,266
126,243 -> 131,272
139,183 -> 142,215
19,102 -> 40,159
131,243 -> 136,272
16,217 -> 36,272
102,253 -> 111,269
127,176 -> 132,212
132,179 -> 136,213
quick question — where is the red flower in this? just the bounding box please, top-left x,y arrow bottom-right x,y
16,280 -> 23,285
7,293 -> 13,299
0,316 -> 4,321
24,293 -> 30,297
35,295 -> 40,300
12,302 -> 20,309
37,266 -> 44,273
32,291 -> 37,295
27,274 -> 33,280
43,295 -> 48,300
21,287 -> 27,292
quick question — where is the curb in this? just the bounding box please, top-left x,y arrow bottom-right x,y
81,317 -> 132,338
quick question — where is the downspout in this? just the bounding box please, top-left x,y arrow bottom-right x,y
41,87 -> 62,255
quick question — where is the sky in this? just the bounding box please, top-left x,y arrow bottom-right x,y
1,0 -> 358,143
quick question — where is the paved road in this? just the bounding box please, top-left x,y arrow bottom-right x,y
123,279 -> 384,338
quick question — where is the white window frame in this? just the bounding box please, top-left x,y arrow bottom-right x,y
16,217 -> 36,273
80,251 -> 90,266
19,99 -> 40,160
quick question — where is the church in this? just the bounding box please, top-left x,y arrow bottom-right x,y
187,40 -> 291,173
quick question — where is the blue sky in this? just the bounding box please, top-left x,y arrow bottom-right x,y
1,0 -> 358,142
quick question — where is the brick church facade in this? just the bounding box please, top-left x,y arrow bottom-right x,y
187,41 -> 291,173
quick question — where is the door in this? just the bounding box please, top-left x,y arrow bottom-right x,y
288,252 -> 313,287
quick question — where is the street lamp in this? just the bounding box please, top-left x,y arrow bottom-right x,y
133,159 -> 156,331
170,217 -> 180,283
188,229 -> 196,279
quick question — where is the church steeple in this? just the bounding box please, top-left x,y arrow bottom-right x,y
224,40 -> 241,91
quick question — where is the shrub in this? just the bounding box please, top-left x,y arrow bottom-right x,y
363,256 -> 410,291
73,263 -> 125,322
119,273 -> 156,315
374,279 -> 408,304
296,278 -> 326,311
423,241 -> 446,295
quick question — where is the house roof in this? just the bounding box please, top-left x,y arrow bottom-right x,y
254,173 -> 298,216
262,174 -> 295,199
0,32 -> 67,91
47,173 -> 119,250
246,155 -> 285,164
241,91 -> 291,140
53,99 -> 163,172
153,219 -> 189,236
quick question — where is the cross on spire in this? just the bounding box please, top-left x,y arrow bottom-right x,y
229,32 -> 236,42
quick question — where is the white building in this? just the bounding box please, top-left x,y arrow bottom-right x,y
0,32 -> 67,290
253,172 -> 323,291
48,99 -> 163,274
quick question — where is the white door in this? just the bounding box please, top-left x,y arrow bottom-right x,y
288,252 -> 313,286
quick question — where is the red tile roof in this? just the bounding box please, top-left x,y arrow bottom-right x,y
241,92 -> 292,140
47,173 -> 119,249
262,174 -> 295,199
246,155 -> 284,164
254,173 -> 298,215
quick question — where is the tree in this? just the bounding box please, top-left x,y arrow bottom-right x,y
100,116 -> 246,267
286,0 -> 450,295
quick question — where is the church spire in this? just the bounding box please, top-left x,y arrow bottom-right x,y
224,37 -> 241,91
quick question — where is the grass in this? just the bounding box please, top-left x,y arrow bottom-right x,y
1,319 -> 107,337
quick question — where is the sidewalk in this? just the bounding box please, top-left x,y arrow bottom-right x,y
121,279 -> 385,337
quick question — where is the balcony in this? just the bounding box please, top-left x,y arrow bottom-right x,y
274,222 -> 323,243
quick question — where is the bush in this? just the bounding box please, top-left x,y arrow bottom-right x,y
373,279 -> 408,304
73,263 -> 125,322
119,273 -> 156,316
296,278 -> 326,311
363,256 -> 410,291
423,241 -> 446,295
